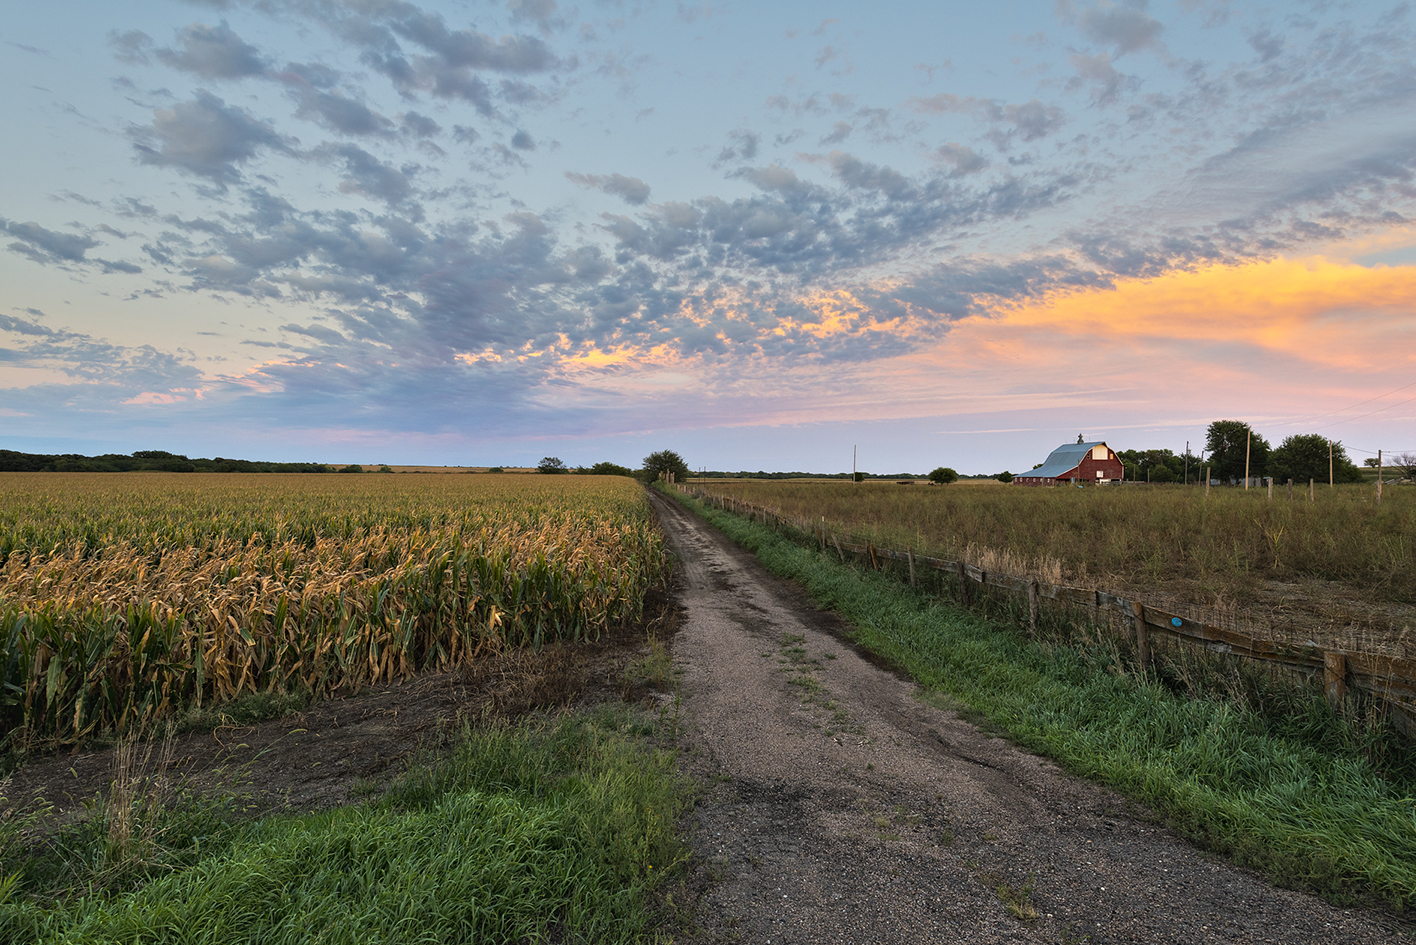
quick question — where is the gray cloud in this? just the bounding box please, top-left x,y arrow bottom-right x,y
132,90 -> 291,183
936,142 -> 988,176
109,29 -> 153,64
819,120 -> 852,145
400,111 -> 442,137
910,93 -> 1066,144
714,130 -> 760,168
281,71 -> 395,136
2,219 -> 100,264
566,171 -> 652,205
1071,1 -> 1165,57
155,21 -> 269,79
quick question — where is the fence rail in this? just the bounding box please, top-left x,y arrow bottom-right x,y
675,484 -> 1416,737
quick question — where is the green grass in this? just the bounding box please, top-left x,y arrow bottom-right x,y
667,487 -> 1416,913
0,707 -> 688,944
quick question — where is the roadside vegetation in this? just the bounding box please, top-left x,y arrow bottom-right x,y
664,486 -> 1416,913
0,706 -> 688,944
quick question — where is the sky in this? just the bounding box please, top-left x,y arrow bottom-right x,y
2,0 -> 1414,474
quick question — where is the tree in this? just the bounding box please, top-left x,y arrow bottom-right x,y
928,466 -> 959,484
642,449 -> 690,482
537,456 -> 568,474
584,461 -> 634,477
338,464 -> 363,474
1204,420 -> 1270,481
996,470 -> 1014,484
1391,453 -> 1416,480
1268,435 -> 1362,484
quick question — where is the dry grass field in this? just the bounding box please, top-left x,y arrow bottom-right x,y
689,479 -> 1415,654
0,473 -> 666,750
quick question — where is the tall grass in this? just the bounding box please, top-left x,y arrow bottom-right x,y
0,474 -> 667,750
693,479 -> 1415,645
0,707 -> 688,944
671,488 -> 1416,910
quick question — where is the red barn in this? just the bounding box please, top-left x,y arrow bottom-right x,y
1013,440 -> 1124,486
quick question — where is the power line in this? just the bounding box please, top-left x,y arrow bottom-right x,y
1281,376 -> 1416,430
1309,392 -> 1416,434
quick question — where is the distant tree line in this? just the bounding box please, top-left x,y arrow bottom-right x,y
1106,421 -> 1370,485
0,449 -> 333,474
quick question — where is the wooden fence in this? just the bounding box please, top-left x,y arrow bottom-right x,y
675,484 -> 1416,737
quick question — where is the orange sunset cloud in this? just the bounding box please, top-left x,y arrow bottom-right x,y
977,257 -> 1416,371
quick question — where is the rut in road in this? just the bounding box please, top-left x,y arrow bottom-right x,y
650,490 -> 1405,945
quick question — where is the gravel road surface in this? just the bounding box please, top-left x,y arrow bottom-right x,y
650,490 -> 1407,944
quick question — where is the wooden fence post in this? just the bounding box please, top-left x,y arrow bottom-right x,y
1324,651 -> 1347,710
868,542 -> 879,571
908,547 -> 916,587
1309,478 -> 1314,501
1205,467 -> 1210,497
1028,579 -> 1039,637
832,534 -> 845,563
957,561 -> 971,605
1287,478 -> 1292,501
818,518 -> 826,552
1130,600 -> 1150,671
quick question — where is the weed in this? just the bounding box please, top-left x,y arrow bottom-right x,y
983,871 -> 1038,922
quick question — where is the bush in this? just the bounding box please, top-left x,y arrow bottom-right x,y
928,467 -> 959,485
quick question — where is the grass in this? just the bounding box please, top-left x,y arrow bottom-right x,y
666,486 -> 1416,913
0,706 -> 689,944
689,478 -> 1416,647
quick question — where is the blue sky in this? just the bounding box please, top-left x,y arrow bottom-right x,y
2,0 -> 1414,473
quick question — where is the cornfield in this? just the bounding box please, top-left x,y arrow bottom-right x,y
0,473 -> 667,750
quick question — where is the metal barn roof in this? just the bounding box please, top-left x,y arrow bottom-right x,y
1028,441 -> 1110,479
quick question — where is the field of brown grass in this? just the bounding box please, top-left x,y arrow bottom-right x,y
690,479 -> 1415,654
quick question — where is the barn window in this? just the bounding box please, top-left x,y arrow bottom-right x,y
1092,446 -> 1107,460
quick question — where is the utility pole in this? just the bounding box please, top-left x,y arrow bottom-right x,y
1378,449 -> 1383,505
1184,440 -> 1189,486
853,444 -> 857,484
1329,440 -> 1334,490
1244,429 -> 1251,490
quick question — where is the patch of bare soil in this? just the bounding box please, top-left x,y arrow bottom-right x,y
649,490 -> 1410,945
1,602 -> 674,827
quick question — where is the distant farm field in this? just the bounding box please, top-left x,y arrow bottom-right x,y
0,473 -> 666,750
690,479 -> 1416,652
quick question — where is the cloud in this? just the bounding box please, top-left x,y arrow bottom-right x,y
936,143 -> 988,176
108,29 -> 153,64
1,219 -> 100,264
132,90 -> 291,184
280,69 -> 394,136
400,112 -> 442,137
566,172 -> 652,205
507,0 -> 558,27
909,93 -> 1065,143
1069,1 -> 1164,57
155,21 -> 269,79
714,130 -> 760,168
510,129 -> 536,151
819,121 -> 852,145
1067,52 -> 1133,104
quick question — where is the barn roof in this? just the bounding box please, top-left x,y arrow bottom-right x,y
1029,441 -> 1110,479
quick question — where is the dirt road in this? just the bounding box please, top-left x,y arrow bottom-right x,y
651,491 -> 1406,944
